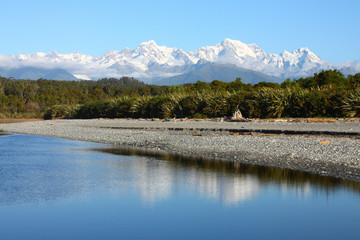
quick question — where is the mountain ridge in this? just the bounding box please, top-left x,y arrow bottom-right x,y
154,63 -> 281,85
0,67 -> 78,81
1,39 -> 359,83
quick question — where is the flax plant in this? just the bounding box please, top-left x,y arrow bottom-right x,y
161,92 -> 188,118
107,96 -> 136,118
129,96 -> 153,117
203,91 -> 233,117
257,88 -> 292,118
343,88 -> 360,117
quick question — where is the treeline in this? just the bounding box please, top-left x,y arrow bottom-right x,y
0,76 -> 168,118
0,70 -> 359,119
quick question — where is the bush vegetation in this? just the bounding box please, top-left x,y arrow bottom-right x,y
0,70 -> 359,119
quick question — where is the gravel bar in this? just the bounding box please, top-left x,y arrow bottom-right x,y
1,119 -> 360,182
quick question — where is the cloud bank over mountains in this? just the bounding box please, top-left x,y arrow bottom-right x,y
0,39 -> 359,82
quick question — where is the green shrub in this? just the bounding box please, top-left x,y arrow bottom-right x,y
175,95 -> 206,118
161,93 -> 186,118
203,92 -> 232,118
75,100 -> 112,119
142,96 -> 172,118
343,89 -> 360,117
107,97 -> 136,118
130,96 -> 152,118
43,104 -> 78,120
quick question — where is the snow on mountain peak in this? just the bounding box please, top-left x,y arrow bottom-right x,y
139,40 -> 158,46
219,38 -> 249,53
2,39 -> 355,81
104,50 -> 121,55
221,38 -> 244,46
298,47 -> 310,52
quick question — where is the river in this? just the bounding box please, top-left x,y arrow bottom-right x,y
0,133 -> 359,239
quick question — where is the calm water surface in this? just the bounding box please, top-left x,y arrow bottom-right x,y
0,133 -> 360,240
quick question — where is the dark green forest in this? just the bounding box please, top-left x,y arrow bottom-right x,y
0,70 -> 359,119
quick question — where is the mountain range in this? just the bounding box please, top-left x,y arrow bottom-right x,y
0,38 -> 359,84
0,67 -> 78,81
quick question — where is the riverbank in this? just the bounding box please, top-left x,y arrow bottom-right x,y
1,119 -> 360,182
0,118 -> 41,124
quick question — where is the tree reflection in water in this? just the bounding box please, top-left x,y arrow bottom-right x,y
93,146 -> 360,205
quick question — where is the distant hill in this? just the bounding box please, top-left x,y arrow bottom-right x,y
154,63 -> 281,85
0,67 -> 79,80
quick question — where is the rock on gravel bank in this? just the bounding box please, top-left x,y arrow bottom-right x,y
1,119 -> 360,182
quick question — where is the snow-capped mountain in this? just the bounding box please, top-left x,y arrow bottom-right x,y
1,38 -> 359,82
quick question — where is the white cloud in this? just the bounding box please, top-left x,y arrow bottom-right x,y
0,54 -> 20,68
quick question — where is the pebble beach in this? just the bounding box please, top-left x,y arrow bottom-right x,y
1,119 -> 360,181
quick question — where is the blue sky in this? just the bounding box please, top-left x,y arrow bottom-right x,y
1,0 -> 359,63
